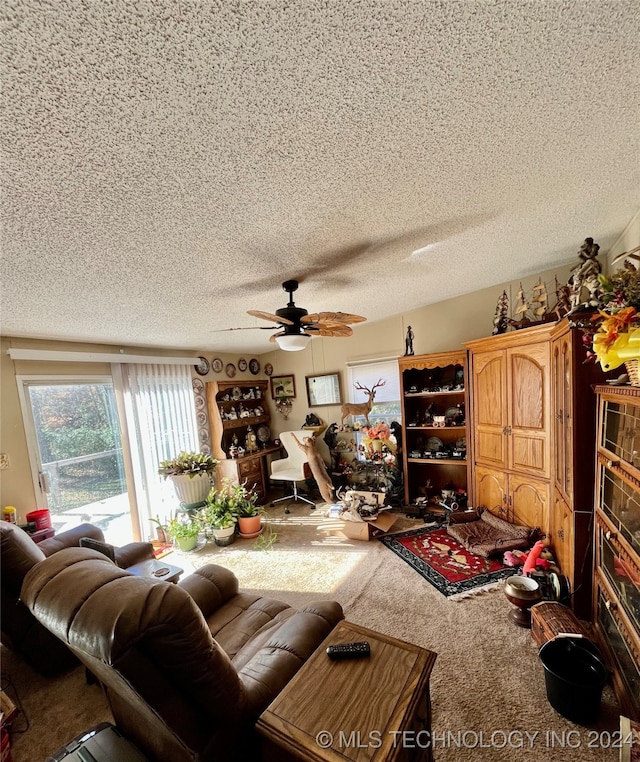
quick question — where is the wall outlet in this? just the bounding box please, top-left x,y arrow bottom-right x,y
0,454 -> 9,470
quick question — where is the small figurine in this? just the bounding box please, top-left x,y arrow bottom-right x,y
491,290 -> 510,335
404,325 -> 415,356
245,426 -> 258,453
568,237 -> 602,310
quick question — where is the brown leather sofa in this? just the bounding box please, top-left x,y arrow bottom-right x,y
22,547 -> 344,762
0,520 -> 154,674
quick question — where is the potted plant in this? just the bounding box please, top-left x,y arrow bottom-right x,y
166,514 -> 201,552
230,481 -> 264,539
158,451 -> 218,508
199,486 -> 238,546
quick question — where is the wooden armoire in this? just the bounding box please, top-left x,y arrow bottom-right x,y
465,318 -> 607,618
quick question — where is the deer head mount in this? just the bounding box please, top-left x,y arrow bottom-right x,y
340,379 -> 386,427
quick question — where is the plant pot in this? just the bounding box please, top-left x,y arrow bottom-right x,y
175,535 -> 198,552
213,526 -> 236,547
238,515 -> 262,539
370,439 -> 384,453
170,472 -> 211,508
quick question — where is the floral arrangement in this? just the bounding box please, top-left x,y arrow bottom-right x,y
581,268 -> 640,371
362,422 -> 391,440
361,421 -> 397,458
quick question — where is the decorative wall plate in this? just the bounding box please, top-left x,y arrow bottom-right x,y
200,444 -> 211,455
198,427 -> 209,443
194,357 -> 210,376
249,358 -> 260,375
192,377 -> 204,393
237,357 -> 248,372
225,363 -> 236,378
257,424 -> 270,443
196,410 -> 207,426
212,357 -> 223,373
194,394 -> 206,410
264,363 -> 273,376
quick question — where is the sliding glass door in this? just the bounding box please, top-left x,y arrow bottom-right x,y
19,378 -> 132,544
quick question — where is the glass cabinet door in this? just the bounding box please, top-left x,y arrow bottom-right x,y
599,465 -> 640,557
598,524 -> 640,633
601,399 -> 640,469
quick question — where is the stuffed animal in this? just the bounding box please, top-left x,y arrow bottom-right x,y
523,540 -> 546,577
292,433 -> 335,504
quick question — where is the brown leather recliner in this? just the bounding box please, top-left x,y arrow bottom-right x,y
0,520 -> 154,674
22,547 -> 344,762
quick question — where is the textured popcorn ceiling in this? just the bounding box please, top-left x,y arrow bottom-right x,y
1,0 -> 639,353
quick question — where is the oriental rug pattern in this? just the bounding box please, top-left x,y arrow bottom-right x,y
379,526 -> 513,599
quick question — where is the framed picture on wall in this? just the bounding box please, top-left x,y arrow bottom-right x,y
305,372 -> 342,407
270,375 -> 296,399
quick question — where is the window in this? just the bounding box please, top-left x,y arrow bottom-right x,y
345,359 -> 401,426
118,363 -> 199,530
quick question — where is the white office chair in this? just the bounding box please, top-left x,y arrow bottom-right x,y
269,430 -> 315,512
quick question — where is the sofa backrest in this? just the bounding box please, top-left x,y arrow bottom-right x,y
0,520 -> 46,595
22,547 -> 247,762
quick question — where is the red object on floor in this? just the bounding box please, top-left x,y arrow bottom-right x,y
25,509 -> 52,530
0,727 -> 13,762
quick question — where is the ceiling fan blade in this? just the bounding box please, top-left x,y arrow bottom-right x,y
211,326 -> 276,332
247,309 -> 294,325
302,312 -> 367,325
314,324 -> 353,337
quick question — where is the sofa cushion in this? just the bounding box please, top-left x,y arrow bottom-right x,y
0,521 -> 46,595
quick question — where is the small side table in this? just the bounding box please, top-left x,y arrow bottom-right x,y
126,558 -> 183,584
257,620 -> 437,762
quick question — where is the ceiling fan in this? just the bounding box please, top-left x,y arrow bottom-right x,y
247,280 -> 367,351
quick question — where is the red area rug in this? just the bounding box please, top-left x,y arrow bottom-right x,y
379,526 -> 513,599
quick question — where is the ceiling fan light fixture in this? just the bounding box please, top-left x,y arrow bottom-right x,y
275,333 -> 311,352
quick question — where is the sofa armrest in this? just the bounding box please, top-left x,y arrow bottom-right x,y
39,523 -> 105,557
178,564 -> 239,617
114,542 -> 155,569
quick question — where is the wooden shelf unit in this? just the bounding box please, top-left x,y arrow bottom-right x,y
206,379 -> 279,504
398,350 -> 469,508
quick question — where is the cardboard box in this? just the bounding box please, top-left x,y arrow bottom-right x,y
339,511 -> 398,541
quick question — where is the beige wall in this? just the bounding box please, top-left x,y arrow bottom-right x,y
261,262 -> 575,431
1,246 -> 634,515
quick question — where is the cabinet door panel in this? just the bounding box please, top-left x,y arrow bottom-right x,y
507,343 -> 550,478
475,466 -> 508,520
509,473 -> 549,530
472,351 -> 507,468
551,490 -> 574,583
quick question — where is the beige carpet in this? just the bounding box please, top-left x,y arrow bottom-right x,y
3,506 -> 621,762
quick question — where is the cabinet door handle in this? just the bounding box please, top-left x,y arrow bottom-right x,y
557,528 -> 565,540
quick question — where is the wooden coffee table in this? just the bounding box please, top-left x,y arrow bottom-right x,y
126,558 -> 183,584
257,620 -> 437,762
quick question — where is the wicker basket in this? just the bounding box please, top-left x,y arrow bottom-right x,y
625,359 -> 640,387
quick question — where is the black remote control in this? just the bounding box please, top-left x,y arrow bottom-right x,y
326,641 -> 371,660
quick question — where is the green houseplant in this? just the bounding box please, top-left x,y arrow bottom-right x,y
166,514 -> 201,552
199,484 -> 238,546
228,480 -> 264,538
158,451 -> 218,508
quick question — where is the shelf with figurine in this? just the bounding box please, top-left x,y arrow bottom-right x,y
399,350 -> 470,507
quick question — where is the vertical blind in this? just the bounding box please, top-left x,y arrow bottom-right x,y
123,363 -> 199,523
